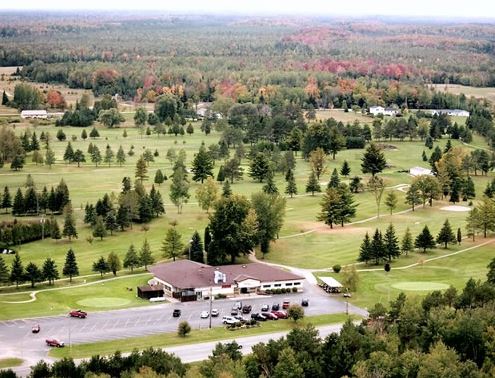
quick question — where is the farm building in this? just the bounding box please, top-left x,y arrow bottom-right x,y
146,260 -> 304,302
20,110 -> 48,119
429,109 -> 470,117
409,166 -> 433,176
369,106 -> 399,116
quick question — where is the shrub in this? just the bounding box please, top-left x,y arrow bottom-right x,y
287,304 -> 305,322
265,289 -> 272,294
292,287 -> 298,293
177,321 -> 191,337
332,264 -> 342,273
275,289 -> 282,294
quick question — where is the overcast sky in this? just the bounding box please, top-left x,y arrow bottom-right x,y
1,0 -> 494,19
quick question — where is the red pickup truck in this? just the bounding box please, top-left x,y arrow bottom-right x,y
69,309 -> 87,318
46,339 -> 64,348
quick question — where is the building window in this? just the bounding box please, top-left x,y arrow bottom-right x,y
274,284 -> 281,287
263,285 -> 271,288
285,283 -> 292,286
294,282 -> 301,286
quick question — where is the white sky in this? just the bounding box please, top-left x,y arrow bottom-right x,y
0,0 -> 494,19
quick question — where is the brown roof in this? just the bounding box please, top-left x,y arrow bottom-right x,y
148,260 -> 303,289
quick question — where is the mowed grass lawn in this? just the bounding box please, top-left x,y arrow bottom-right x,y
0,274 -> 152,320
0,358 -> 24,369
49,313 -> 354,359
316,241 -> 494,309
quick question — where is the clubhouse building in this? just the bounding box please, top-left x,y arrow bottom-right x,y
139,260 -> 304,302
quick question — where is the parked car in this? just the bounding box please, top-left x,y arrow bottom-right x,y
211,308 -> 220,317
234,315 -> 248,323
69,309 -> 87,318
234,301 -> 242,310
282,300 -> 290,309
271,303 -> 280,311
32,324 -> 40,334
46,339 -> 64,348
272,310 -> 288,319
261,304 -> 270,312
251,313 -> 267,321
231,307 -> 239,316
262,312 -> 278,320
222,316 -> 240,325
172,309 -> 181,318
242,305 -> 252,314
301,299 -> 309,307
343,293 -> 352,298
200,311 -> 209,319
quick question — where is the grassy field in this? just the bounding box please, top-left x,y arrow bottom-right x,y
0,358 -> 24,369
315,241 -> 494,309
49,313 -> 354,359
316,109 -> 372,124
430,83 -> 495,103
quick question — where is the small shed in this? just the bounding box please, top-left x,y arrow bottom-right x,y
137,285 -> 164,300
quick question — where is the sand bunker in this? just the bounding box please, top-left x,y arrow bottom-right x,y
440,205 -> 471,212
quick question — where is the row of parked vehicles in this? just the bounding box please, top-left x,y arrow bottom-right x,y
40,310 -> 88,348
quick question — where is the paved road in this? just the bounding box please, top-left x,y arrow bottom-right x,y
0,282 -> 365,374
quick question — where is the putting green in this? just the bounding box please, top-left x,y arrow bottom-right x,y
391,281 -> 450,291
76,297 -> 132,308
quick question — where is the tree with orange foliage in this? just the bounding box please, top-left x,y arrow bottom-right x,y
46,90 -> 66,109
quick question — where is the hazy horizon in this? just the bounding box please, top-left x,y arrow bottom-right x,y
1,0 -> 494,20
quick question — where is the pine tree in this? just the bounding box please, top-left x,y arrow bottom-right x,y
93,216 -> 107,240
305,171 -> 321,196
192,144 -> 214,183
83,203 -> 96,225
104,145 -> 114,166
328,168 -> 340,189
449,178 -> 461,203
285,169 -> 298,198
116,145 -> 126,166
463,177 -> 476,200
222,180 -> 232,198
465,208 -> 480,241
25,262 -> 43,288
2,90 -> 9,105
216,165 -> 226,182
249,153 -> 270,182
50,217 -> 61,241
12,188 -> 24,215
262,171 -> 279,195
161,226 -> 184,261
1,186 -> 12,213
361,144 -> 386,176
170,163 -> 190,214
0,255 -> 9,284
383,224 -> 400,261
45,148 -> 56,168
107,252 -> 121,276
317,187 -> 341,229
385,191 -> 398,215
340,160 -> 351,177
124,244 -> 140,272
358,232 -> 372,264
139,239 -> 154,269
149,185 -> 165,217
457,228 -> 462,245
337,184 -> 357,226
81,129 -> 88,140
89,127 -> 100,139
63,142 -> 74,163
42,258 -> 59,285
135,155 -> 148,182
401,227 -> 413,256
436,219 -> 457,249
415,225 -> 436,252
204,226 -> 211,253
422,150 -> 428,162
116,205 -> 132,231
189,231 -> 204,263
63,248 -> 79,282
72,149 -> 85,167
405,185 -> 421,211
10,253 -> 24,287
154,169 -> 165,185
444,139 -> 452,153
91,145 -> 102,167
104,211 -> 119,235
62,203 -> 77,240
92,256 -> 110,277
370,229 -> 385,264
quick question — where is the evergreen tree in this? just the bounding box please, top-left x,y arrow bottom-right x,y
25,262 -> 43,288
222,180 -> 232,197
135,155 -> 148,182
50,217 -> 61,241
72,149 -> 85,167
216,165 -> 226,182
204,226 -> 211,253
449,178 -> 461,203
358,232 -> 372,264
124,244 -> 140,272
425,135 -> 433,149
116,205 -> 132,231
444,139 -> 452,153
1,186 -> 12,213
273,348 -> 304,378
154,169 -> 166,185
169,163 -> 190,214
83,203 -> 97,225
92,256 -> 110,277
12,188 -> 24,215
116,145 -> 126,166
62,203 -> 77,240
401,227 -> 414,256
457,227 -> 462,245
340,160 -> 351,177
436,219 -> 457,248
2,90 -> 8,105
138,194 -> 154,223
249,153 -> 271,182
262,171 -> 279,195
415,225 -> 436,252
285,169 -> 298,198
192,144 -> 214,183
161,225 -> 184,262
45,148 -> 56,168
104,211 -> 119,235
463,177 -> 476,200
10,154 -> 25,171
56,129 -> 66,141
10,253 -> 24,287
107,252 -> 121,276
383,224 -> 400,261
422,150 -> 428,161
337,184 -> 357,226
465,207 -> 481,241
89,127 -> 100,138
93,216 -> 107,240
62,248 -> 79,282
317,187 -> 341,229
385,191 -> 398,215
189,231 -> 204,263
327,168 -> 340,189
63,142 -> 74,163
104,145 -> 114,166
361,144 -> 386,176
370,229 -> 385,264
0,255 -> 9,284
405,184 -> 421,211
305,171 -> 321,196
139,239 -> 154,269
90,145 -> 102,167
81,129 -> 88,140
42,258 -> 59,285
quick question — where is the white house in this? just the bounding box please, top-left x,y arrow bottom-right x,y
369,106 -> 399,116
20,110 -> 48,119
409,166 -> 433,176
147,260 -> 304,302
